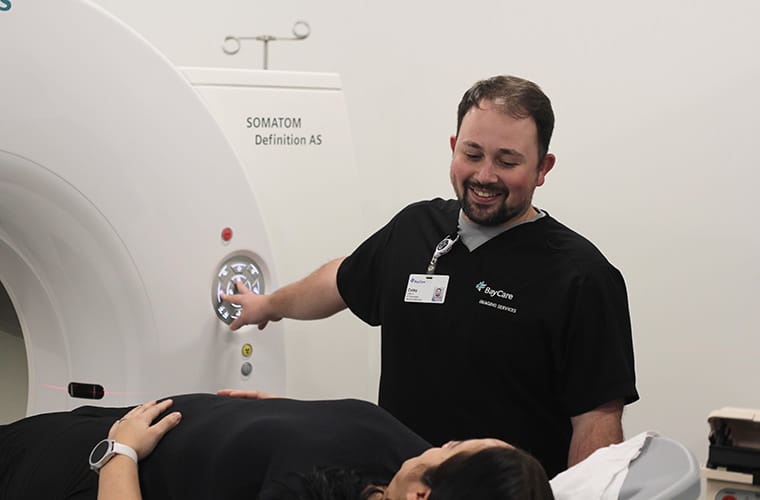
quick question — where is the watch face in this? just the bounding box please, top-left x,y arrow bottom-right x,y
90,439 -> 112,465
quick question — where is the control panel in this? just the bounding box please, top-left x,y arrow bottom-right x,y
714,490 -> 760,500
213,255 -> 264,324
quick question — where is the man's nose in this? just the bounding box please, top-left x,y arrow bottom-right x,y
472,160 -> 498,184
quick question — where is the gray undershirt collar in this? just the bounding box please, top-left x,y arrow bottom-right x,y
457,208 -> 546,252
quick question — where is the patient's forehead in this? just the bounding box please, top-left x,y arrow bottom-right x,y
444,438 -> 512,451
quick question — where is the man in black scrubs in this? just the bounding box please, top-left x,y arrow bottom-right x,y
223,75 -> 639,478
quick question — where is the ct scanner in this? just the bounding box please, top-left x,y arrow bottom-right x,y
0,4 -> 709,499
0,0 -> 369,424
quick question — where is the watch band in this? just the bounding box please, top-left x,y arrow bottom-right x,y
111,442 -> 138,463
89,439 -> 138,473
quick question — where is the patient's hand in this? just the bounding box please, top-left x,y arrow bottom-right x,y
217,389 -> 281,399
108,399 -> 182,460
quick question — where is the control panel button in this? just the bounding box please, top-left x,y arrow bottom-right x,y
241,362 -> 253,376
241,343 -> 253,358
213,255 -> 264,324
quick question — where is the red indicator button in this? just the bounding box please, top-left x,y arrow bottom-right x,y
221,227 -> 233,242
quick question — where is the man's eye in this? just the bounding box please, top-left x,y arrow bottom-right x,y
464,152 -> 481,160
499,160 -> 518,168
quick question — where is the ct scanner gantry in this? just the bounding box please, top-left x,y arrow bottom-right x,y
0,0 -> 368,423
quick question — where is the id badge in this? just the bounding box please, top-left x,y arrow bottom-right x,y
404,274 -> 450,304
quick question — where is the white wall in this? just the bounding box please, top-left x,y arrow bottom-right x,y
91,0 -> 760,465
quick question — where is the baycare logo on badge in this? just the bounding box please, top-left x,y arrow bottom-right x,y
0,0 -> 11,12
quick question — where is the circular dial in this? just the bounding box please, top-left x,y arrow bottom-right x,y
212,255 -> 265,324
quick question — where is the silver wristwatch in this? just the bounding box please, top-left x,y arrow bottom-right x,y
89,439 -> 138,473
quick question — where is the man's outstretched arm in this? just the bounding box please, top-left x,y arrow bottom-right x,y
222,257 -> 347,331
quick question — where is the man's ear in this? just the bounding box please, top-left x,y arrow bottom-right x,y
536,153 -> 556,187
449,134 -> 457,152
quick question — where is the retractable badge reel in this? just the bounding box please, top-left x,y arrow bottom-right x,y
427,234 -> 459,275
405,233 -> 459,304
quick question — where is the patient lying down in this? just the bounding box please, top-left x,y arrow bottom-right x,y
0,391 -> 554,500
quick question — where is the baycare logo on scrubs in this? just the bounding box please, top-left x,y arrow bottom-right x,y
0,0 -> 11,11
475,281 -> 514,300
475,281 -> 518,314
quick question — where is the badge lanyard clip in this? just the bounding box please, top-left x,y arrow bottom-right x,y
427,233 -> 459,274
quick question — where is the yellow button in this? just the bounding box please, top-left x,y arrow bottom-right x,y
241,343 -> 253,358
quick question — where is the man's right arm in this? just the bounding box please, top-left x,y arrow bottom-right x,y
221,257 -> 347,331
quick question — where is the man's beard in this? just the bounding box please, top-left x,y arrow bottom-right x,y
459,181 -> 527,227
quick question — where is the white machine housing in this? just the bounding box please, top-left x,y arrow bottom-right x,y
0,0 -> 296,421
1,0 -> 373,424
181,67 -> 375,402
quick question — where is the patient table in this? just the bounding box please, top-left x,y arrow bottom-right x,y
621,435 -> 701,500
552,432 -> 701,500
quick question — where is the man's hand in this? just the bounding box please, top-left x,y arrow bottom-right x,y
221,281 -> 282,331
217,389 -> 281,399
219,257 -> 348,331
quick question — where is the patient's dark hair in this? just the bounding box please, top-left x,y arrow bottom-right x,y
424,446 -> 555,500
275,446 -> 553,500
273,466 -> 385,500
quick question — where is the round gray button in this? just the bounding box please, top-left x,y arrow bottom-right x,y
241,362 -> 253,376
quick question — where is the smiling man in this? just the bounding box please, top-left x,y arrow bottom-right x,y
449,97 -> 554,228
223,75 -> 639,478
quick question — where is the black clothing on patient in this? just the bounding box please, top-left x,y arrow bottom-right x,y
0,394 -> 430,500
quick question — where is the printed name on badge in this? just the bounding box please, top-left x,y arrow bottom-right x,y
405,274 -> 450,304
